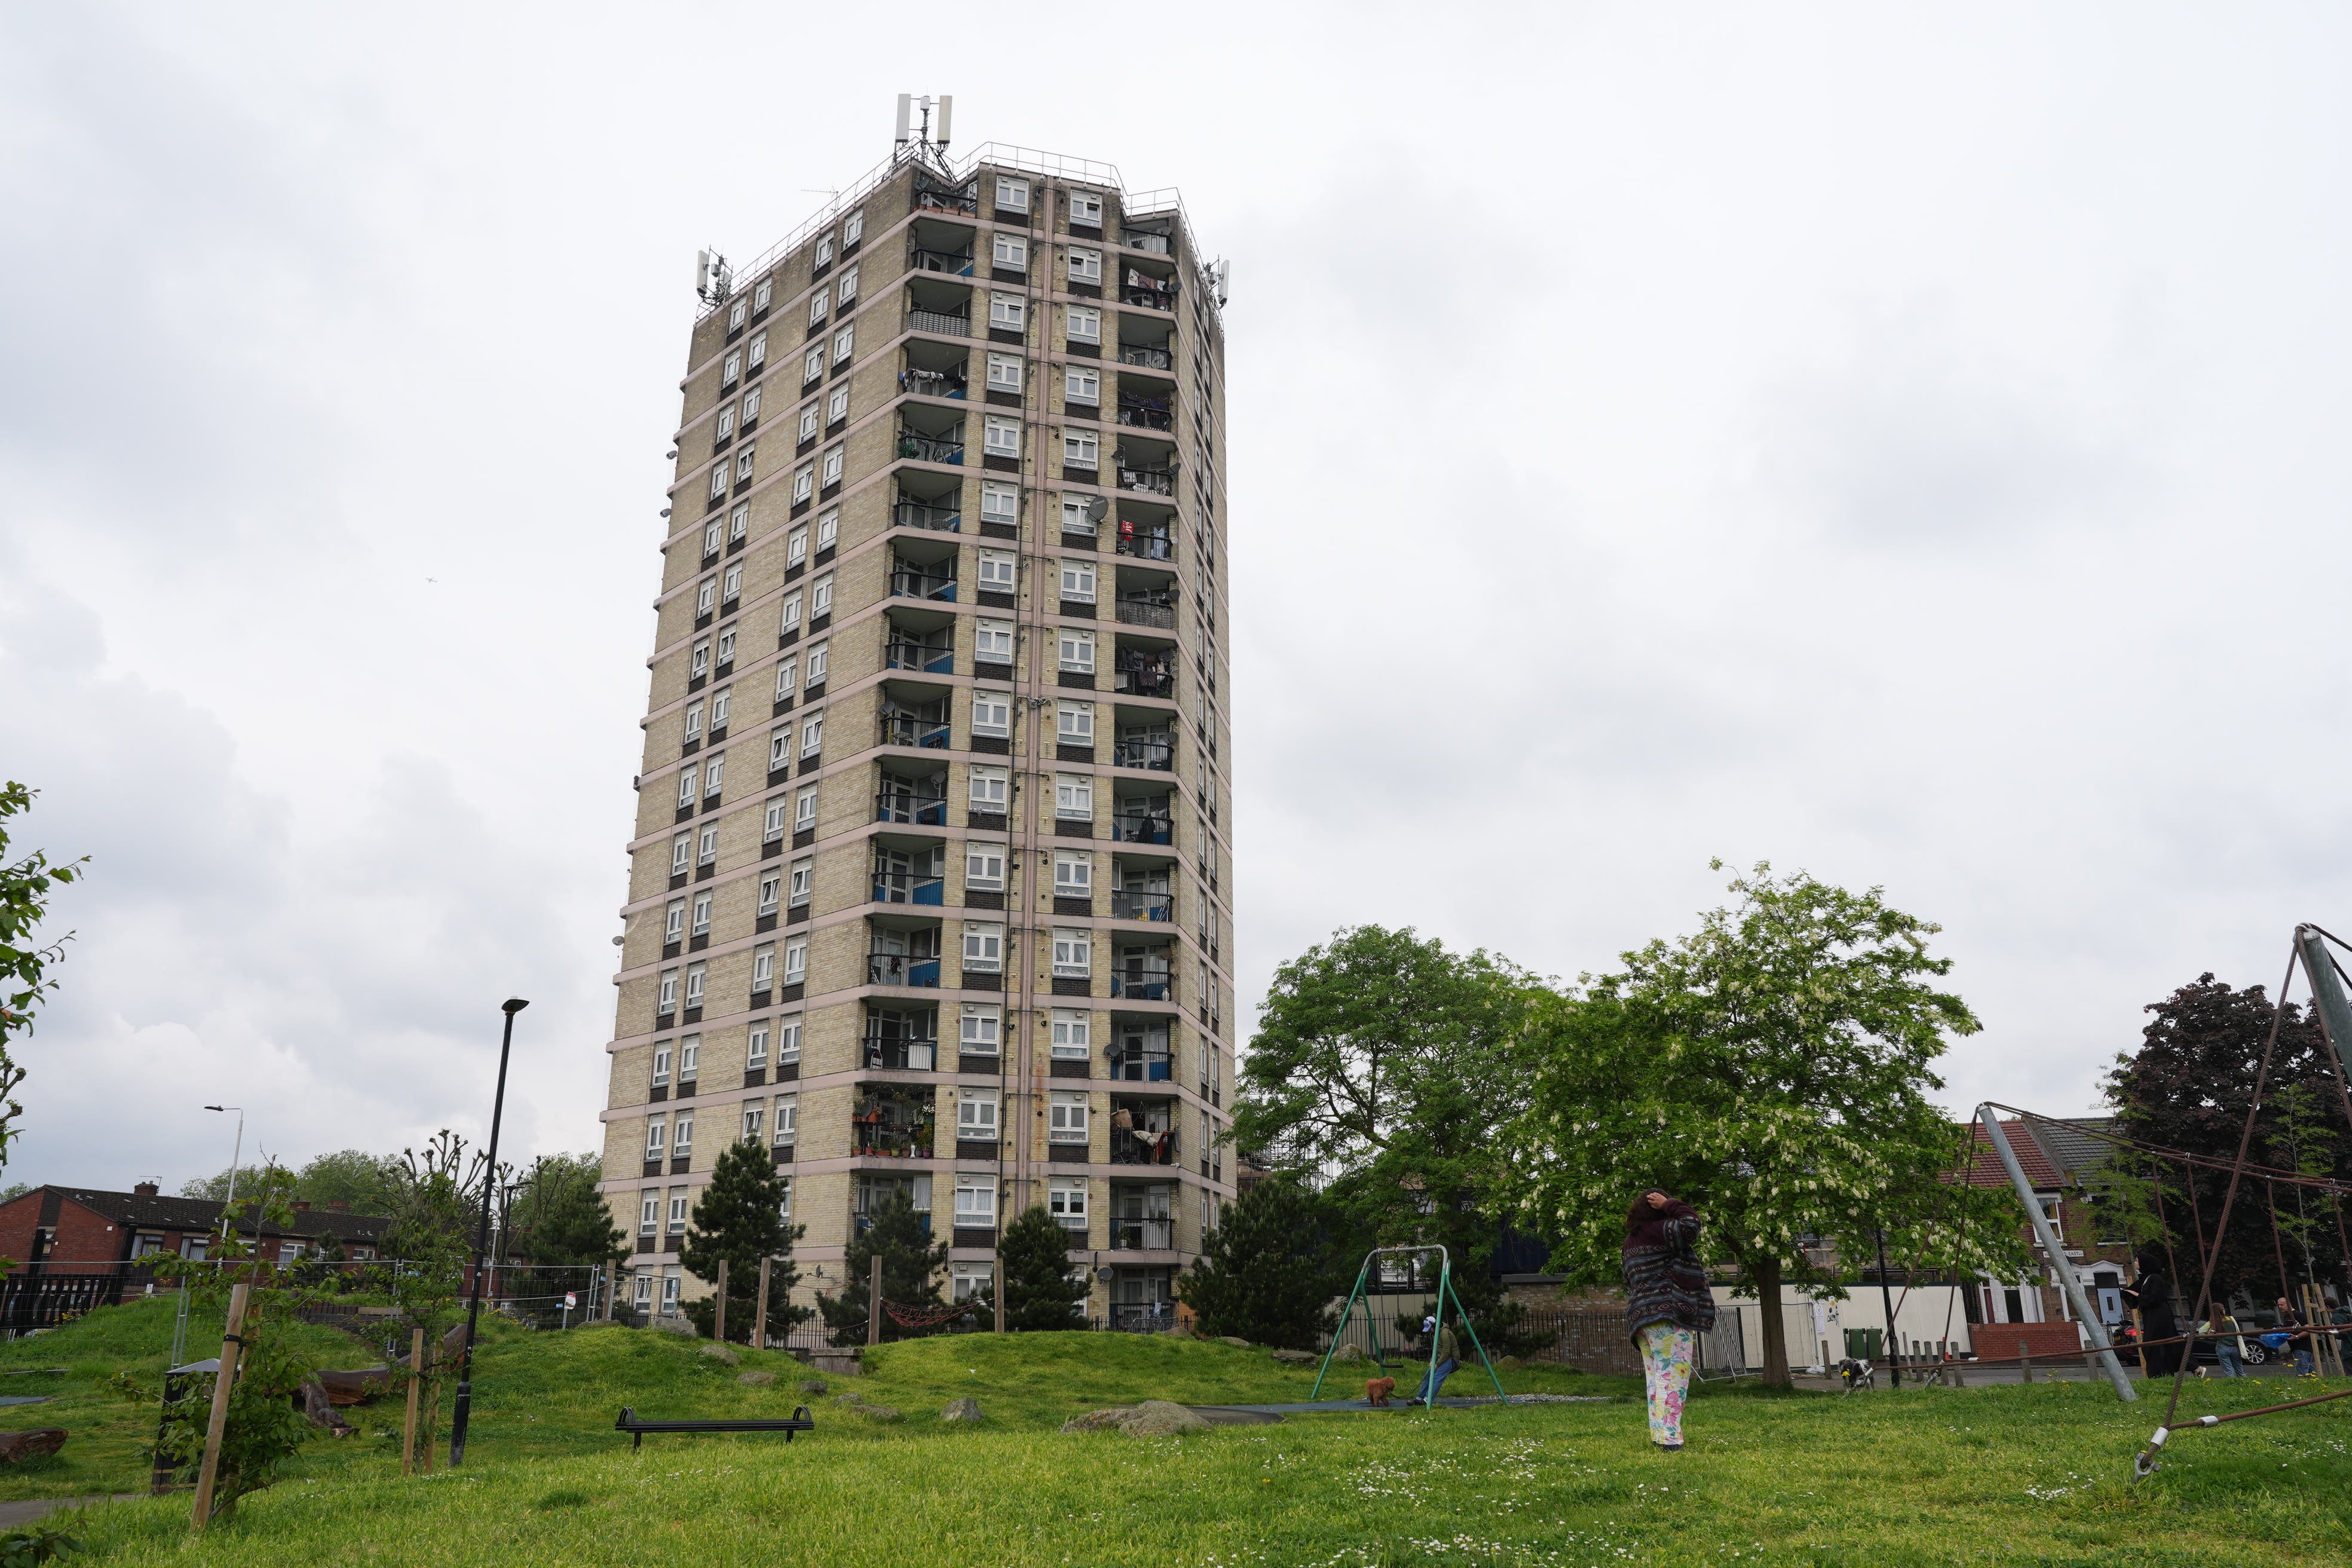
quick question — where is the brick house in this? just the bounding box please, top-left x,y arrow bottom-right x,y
0,1183 -> 390,1276
1962,1117 -> 2135,1350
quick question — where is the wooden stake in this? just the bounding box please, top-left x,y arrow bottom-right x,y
605,1261 -> 617,1322
190,1282 -> 250,1530
867,1254 -> 883,1346
715,1259 -> 728,1346
753,1257 -> 771,1352
403,1328 -> 423,1475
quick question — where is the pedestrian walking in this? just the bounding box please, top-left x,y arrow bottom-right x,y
2274,1297 -> 2317,1377
1623,1188 -> 1715,1451
2200,1312 -> 2246,1378
2121,1251 -> 2181,1378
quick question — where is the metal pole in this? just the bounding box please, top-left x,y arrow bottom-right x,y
1873,1224 -> 1901,1388
1978,1107 -> 2136,1401
449,997 -> 527,1466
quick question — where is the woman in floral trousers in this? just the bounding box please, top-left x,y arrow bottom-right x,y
1622,1189 -> 1715,1451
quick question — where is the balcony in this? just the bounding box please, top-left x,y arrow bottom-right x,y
908,245 -> 975,277
880,709 -> 951,749
873,869 -> 945,906
1111,889 -> 1172,921
1121,225 -> 1173,255
875,781 -> 948,826
892,498 -> 961,532
853,1084 -> 936,1156
1114,526 -> 1173,562
1117,343 -> 1173,370
1121,268 -> 1178,310
908,307 -> 971,338
1115,396 -> 1172,431
1111,957 -> 1172,1002
913,175 -> 978,215
1116,463 -> 1174,497
897,428 -> 965,466
1111,812 -> 1172,846
1108,1217 -> 1174,1251
1110,1117 -> 1178,1165
1114,654 -> 1175,699
869,951 -> 942,988
1114,593 -> 1176,630
900,365 -> 968,400
885,635 -> 954,675
1111,733 -> 1172,772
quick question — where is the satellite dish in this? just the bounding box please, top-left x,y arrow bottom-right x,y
1095,1267 -> 1115,1283
1085,496 -> 1109,524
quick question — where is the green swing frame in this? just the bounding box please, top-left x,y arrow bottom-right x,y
1310,1245 -> 1506,1403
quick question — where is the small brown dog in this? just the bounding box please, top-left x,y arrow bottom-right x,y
1364,1376 -> 1397,1407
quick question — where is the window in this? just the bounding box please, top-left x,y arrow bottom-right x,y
817,509 -> 838,551
954,1171 -> 996,1223
969,764 -> 1009,811
1052,927 -> 1091,976
773,658 -> 798,708
1067,304 -> 1101,344
679,1034 -> 700,1079
1049,1175 -> 1088,1227
717,406 -> 736,441
634,1268 -> 653,1306
652,1042 -> 672,1087
1064,365 -> 1100,405
673,1112 -> 694,1157
752,943 -> 774,991
1059,495 -> 1098,536
978,548 -> 1017,591
989,293 -> 1025,331
1057,700 -> 1094,744
832,323 -> 853,362
710,685 -> 731,731
709,466 -> 728,501
971,688 -> 1010,738
965,843 -> 1005,891
777,1013 -> 803,1062
975,620 -> 1014,662
748,1021 -> 770,1068
684,699 -> 705,743
952,1260 -> 994,1302
809,290 -> 828,327
676,767 -> 697,810
793,464 -> 814,503
816,234 -> 834,268
763,794 -> 791,841
645,1117 -> 667,1158
827,384 -> 850,424
663,899 -> 685,944
722,562 -> 742,602
980,479 -> 1018,523
1055,848 -> 1093,895
670,832 -> 691,875
1058,628 -> 1095,673
812,573 -> 833,617
960,1003 -> 1002,1053
729,502 -> 749,543
800,708 -> 824,756
984,414 -> 1021,458
715,625 -> 736,668
837,264 -> 858,304
993,233 -> 1028,270
742,1103 -> 763,1142
691,892 -> 712,937
1059,559 -> 1097,602
789,856 -> 812,906
821,445 -> 843,486
1070,189 -> 1102,226
748,330 -> 767,369
704,517 -> 724,556
736,447 -> 755,482
783,935 -> 807,984
1055,772 -> 1093,819
1050,1007 -> 1091,1058
799,403 -> 820,442
795,785 -> 818,832
787,526 -> 808,567
697,823 -> 718,865
725,350 -> 743,385
667,1186 -> 688,1230
781,590 -> 803,634
704,751 -> 725,797
684,963 -> 706,1009
962,920 -> 1004,972
986,353 -> 1023,392
758,869 -> 780,916
804,346 -> 824,382
639,1190 -> 659,1232
958,1092 -> 1000,1140
754,277 -> 772,311
730,299 -> 748,330
774,1093 -> 797,1143
843,211 -> 863,245
996,176 -> 1030,212
1049,1091 -> 1090,1143
1068,246 -> 1102,284
743,385 -> 763,422
777,1175 -> 794,1218
697,576 -> 718,617
1062,428 -> 1099,468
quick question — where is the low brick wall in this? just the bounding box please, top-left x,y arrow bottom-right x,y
1982,1321 -> 2085,1362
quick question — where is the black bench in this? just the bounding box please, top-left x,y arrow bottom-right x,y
615,1405 -> 814,1449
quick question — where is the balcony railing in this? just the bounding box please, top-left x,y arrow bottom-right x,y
900,367 -> 967,399
1117,344 -> 1173,370
1110,1046 -> 1174,1083
1108,1218 -> 1174,1251
1114,664 -> 1174,698
1111,739 -> 1172,773
1111,889 -> 1173,920
862,1037 -> 941,1075
890,568 -> 958,601
872,870 -> 946,906
1111,961 -> 1173,1001
1111,814 -> 1172,845
1114,598 -> 1176,630
879,712 -> 951,748
908,247 -> 975,276
1117,466 -> 1173,497
885,638 -> 954,674
908,308 -> 971,337
869,954 -> 942,988
1115,529 -> 1172,561
1122,230 -> 1172,255
897,431 -> 964,465
1121,274 -> 1178,310
875,790 -> 948,826
1111,1125 -> 1178,1164
892,498 -> 961,532
913,180 -> 978,215
1115,399 -> 1172,431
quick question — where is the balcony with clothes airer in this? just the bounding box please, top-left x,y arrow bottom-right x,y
900,339 -> 969,402
1120,262 -> 1179,311
896,407 -> 965,467
1109,1098 -> 1178,1164
1110,859 -> 1173,920
1114,645 -> 1176,699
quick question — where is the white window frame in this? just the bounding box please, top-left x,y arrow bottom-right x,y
837,264 -> 859,304
684,963 -> 706,1008
812,573 -> 833,617
664,899 -> 685,944
961,920 -> 1004,972
794,464 -> 814,503
672,1111 -> 694,1157
1064,365 -> 1100,405
1050,1007 -> 1091,1058
652,1042 -> 672,1088
752,943 -> 774,990
800,708 -> 824,756
697,823 -> 718,865
781,591 -> 803,633
1059,495 -> 1098,536
679,1034 -> 699,1078
748,1021 -> 770,1068
783,936 -> 807,984
1049,1091 -> 1090,1143
795,785 -> 818,832
1069,189 -> 1103,226
960,1002 -> 1002,1053
821,445 -> 844,486
777,1013 -> 803,1062
1067,304 -> 1101,344
989,293 -> 1025,330
645,1117 -> 666,1157
817,509 -> 839,550
1054,772 -> 1092,820
957,1092 -> 1000,1139
809,290 -> 828,327
995,176 -> 1030,212
1068,246 -> 1102,284
691,891 -> 712,937
1059,559 -> 1097,603
992,233 -> 1028,270
804,346 -> 824,382
1054,848 -> 1093,895
978,547 -> 1018,591
980,480 -> 1018,523
832,323 -> 854,362
954,1170 -> 997,1223
1058,628 -> 1095,673
964,843 -> 1005,891
986,353 -> 1023,392
799,403 -> 820,441
975,619 -> 1015,662
1057,700 -> 1094,743
774,1092 -> 798,1143
789,856 -> 813,906
671,832 -> 692,874
788,526 -> 808,566
1048,1175 -> 1088,1226
984,414 -> 1021,458
970,688 -> 1011,738
1052,926 -> 1091,977
828,383 -> 850,424
968,765 -> 1009,811
1063,428 -> 1100,468
807,640 -> 829,688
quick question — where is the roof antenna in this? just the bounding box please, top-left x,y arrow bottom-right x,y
895,93 -> 956,166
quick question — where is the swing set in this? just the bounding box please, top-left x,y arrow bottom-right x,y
1309,1245 -> 1506,1403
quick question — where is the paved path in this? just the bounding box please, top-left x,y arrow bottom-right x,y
1195,1394 -> 1615,1416
0,1496 -> 142,1530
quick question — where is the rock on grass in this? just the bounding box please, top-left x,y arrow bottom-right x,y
1059,1401 -> 1210,1437
737,1371 -> 776,1386
940,1397 -> 983,1423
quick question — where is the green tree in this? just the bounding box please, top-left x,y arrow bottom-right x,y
1232,925 -> 1532,1325
528,1174 -> 630,1272
1177,1177 -> 1353,1349
1503,862 -> 2028,1386
998,1204 -> 1088,1330
0,782 -> 86,1173
504,1152 -> 603,1260
294,1149 -> 402,1215
680,1139 -> 808,1342
2267,1079 -> 2337,1291
817,1190 -> 949,1345
373,1131 -> 485,1461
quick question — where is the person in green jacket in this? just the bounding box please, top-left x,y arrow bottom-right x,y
1413,1315 -> 1460,1405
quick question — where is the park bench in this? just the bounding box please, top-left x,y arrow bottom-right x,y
614,1405 -> 814,1450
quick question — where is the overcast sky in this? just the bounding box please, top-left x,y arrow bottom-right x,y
5,4 -> 2350,1193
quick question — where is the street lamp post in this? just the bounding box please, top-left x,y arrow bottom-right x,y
448,997 -> 526,1468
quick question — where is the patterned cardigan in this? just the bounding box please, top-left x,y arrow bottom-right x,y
1621,1200 -> 1717,1344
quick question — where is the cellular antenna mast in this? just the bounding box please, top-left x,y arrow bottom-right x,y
894,93 -> 955,168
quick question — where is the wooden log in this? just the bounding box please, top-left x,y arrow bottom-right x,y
403,1328 -> 424,1476
0,1429 -> 67,1464
754,1257 -> 771,1353
715,1259 -> 728,1346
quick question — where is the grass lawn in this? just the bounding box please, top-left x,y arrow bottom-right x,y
4,1298 -> 2349,1565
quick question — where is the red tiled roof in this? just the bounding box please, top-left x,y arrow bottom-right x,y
1965,1120 -> 2065,1190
